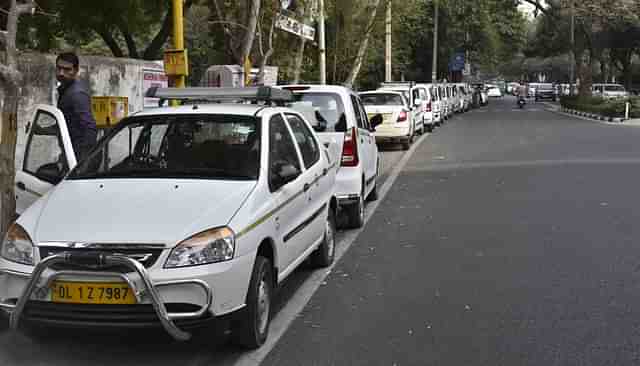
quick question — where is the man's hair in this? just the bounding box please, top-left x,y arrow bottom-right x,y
56,52 -> 79,68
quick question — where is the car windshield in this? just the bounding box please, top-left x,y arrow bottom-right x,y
68,114 -> 260,180
361,93 -> 405,106
291,92 -> 346,132
605,85 -> 625,92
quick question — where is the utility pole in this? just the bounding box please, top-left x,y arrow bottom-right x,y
432,0 -> 439,82
569,0 -> 575,95
385,0 -> 392,82
319,0 -> 326,84
172,0 -> 186,88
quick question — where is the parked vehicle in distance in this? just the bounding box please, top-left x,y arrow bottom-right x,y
4,87 -> 340,349
487,85 -> 503,98
592,83 -> 629,99
360,90 -> 419,147
283,84 -> 381,229
378,82 -> 426,136
535,83 -> 556,102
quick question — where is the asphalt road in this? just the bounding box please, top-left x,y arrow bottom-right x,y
262,97 -> 640,365
7,96 -> 640,365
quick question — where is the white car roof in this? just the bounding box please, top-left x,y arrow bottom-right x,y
360,90 -> 405,96
280,84 -> 353,94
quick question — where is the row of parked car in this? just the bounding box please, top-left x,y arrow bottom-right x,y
1,82 -> 480,350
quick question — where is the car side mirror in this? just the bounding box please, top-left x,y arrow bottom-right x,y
370,114 -> 383,131
312,120 -> 327,132
35,163 -> 65,185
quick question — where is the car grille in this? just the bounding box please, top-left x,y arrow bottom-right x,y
39,246 -> 164,271
22,301 -> 210,328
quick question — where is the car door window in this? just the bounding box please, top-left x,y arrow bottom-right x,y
269,114 -> 301,191
350,95 -> 365,129
356,98 -> 371,130
286,113 -> 320,169
23,110 -> 69,184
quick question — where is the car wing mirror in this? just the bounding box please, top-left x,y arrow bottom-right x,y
312,120 -> 327,132
370,114 -> 383,131
277,163 -> 300,185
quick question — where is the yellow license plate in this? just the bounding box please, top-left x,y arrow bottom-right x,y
51,281 -> 136,305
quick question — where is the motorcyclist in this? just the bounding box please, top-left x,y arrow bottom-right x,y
517,82 -> 528,106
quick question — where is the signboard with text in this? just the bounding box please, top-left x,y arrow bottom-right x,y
275,13 -> 315,41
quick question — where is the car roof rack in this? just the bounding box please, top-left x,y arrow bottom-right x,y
145,86 -> 294,106
379,81 -> 416,88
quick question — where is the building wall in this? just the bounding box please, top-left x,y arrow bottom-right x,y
1,52 -> 163,170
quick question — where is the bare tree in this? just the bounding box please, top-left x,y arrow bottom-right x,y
0,0 -> 35,237
344,0 -> 383,88
210,0 -> 261,65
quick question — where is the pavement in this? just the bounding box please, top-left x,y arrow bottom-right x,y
262,97 -> 640,365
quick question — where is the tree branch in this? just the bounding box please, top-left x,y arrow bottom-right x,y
116,22 -> 139,59
522,0 -> 548,15
142,0 -> 194,60
95,26 -> 124,58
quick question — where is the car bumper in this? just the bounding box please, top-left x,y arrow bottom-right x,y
0,251 -> 254,341
335,165 -> 364,204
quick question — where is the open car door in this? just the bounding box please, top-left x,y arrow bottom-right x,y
15,105 -> 77,215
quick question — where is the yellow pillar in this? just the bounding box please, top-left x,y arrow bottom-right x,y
173,0 -> 186,89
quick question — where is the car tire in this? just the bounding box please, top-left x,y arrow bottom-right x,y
366,163 -> 379,202
427,124 -> 434,133
310,207 -> 336,268
345,190 -> 365,229
402,136 -> 411,150
231,256 -> 273,349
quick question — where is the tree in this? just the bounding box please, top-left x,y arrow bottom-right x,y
0,0 -> 35,238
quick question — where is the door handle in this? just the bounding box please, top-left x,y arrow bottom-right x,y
304,183 -> 311,192
16,182 -> 26,191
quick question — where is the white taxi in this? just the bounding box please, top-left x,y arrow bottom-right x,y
1,87 -> 338,349
359,90 -> 414,148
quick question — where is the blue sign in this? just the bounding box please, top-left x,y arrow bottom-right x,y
449,53 -> 465,71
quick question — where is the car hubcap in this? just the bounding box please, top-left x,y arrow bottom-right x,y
257,275 -> 270,334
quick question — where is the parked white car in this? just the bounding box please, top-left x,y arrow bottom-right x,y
487,86 -> 503,98
377,82 -> 426,136
3,87 -> 339,349
282,85 -> 381,229
424,84 -> 443,125
592,83 -> 629,99
359,90 -> 416,148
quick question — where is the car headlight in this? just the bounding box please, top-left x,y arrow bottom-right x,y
165,227 -> 235,268
1,223 -> 35,265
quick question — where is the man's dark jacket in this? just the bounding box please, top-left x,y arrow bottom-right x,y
57,79 -> 97,159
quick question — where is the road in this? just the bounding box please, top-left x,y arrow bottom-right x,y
6,96 -> 640,365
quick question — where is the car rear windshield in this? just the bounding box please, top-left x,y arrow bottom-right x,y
605,85 -> 625,92
538,84 -> 553,90
68,114 -> 260,180
361,93 -> 405,106
291,92 -> 346,132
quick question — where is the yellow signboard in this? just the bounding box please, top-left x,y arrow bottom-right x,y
164,49 -> 189,77
92,96 -> 128,128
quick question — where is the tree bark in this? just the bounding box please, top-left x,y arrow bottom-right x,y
344,0 -> 383,88
117,23 -> 140,59
0,0 -> 34,237
292,1 -> 315,84
239,0 -> 260,65
96,26 -> 125,58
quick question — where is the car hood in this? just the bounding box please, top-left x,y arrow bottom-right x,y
33,179 -> 256,245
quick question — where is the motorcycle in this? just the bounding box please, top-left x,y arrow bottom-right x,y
517,97 -> 526,109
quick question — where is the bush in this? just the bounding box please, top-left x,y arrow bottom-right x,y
560,95 -> 640,118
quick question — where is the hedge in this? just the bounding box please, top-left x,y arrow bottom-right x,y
560,95 -> 640,118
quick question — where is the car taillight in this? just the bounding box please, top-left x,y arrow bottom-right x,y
341,127 -> 359,167
397,110 -> 408,122
425,102 -> 432,112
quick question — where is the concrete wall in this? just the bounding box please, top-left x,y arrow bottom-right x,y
1,52 -> 164,170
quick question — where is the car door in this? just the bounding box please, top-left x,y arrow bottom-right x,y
267,113 -> 308,272
410,87 -> 422,130
15,105 -> 77,215
357,98 -> 378,180
285,112 -> 328,258
350,94 -> 375,192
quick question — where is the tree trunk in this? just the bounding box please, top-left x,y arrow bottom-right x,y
0,0 -> 34,237
0,89 -> 19,236
292,1 -> 315,84
239,0 -> 260,65
143,0 -> 195,61
344,0 -> 383,88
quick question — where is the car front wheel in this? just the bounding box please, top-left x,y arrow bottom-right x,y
231,256 -> 273,349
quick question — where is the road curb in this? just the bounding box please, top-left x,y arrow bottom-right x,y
546,105 -> 635,126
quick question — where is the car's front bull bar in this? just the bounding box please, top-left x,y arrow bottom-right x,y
2,253 -> 213,341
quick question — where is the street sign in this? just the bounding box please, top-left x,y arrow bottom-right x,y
163,49 -> 189,76
275,13 -> 315,41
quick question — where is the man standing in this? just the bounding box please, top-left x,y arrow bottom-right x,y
56,52 -> 97,160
